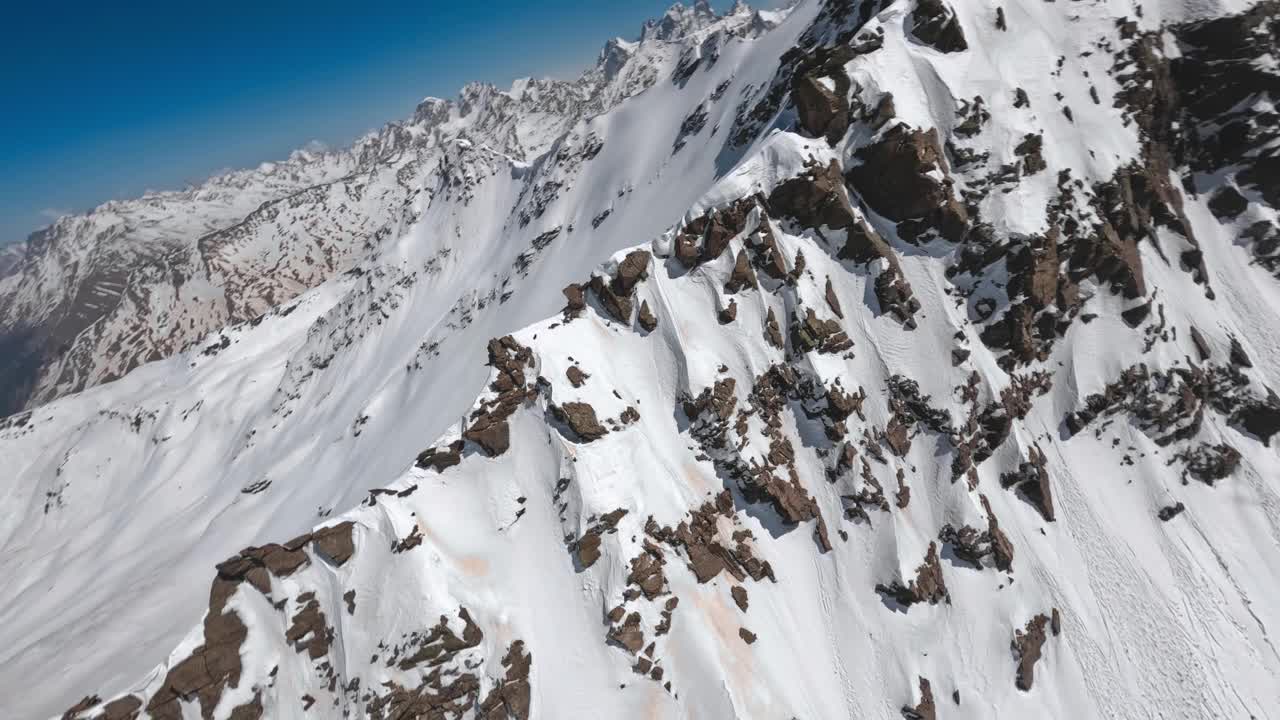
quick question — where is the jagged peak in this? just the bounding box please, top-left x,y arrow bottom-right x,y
640,1 -> 732,43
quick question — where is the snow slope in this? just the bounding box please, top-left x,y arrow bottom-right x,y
6,1 -> 1280,719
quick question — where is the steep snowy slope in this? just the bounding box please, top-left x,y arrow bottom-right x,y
8,0 -> 1280,719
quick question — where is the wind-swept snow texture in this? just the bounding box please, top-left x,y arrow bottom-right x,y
5,1 -> 1280,719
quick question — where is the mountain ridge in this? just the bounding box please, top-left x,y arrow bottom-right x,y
0,1 -> 783,419
5,0 -> 1280,718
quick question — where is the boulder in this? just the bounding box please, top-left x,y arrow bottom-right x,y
847,124 -> 969,242
792,73 -> 849,144
910,0 -> 968,52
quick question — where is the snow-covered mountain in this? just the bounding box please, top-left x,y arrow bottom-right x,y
4,0 -> 1280,718
0,1 -> 774,418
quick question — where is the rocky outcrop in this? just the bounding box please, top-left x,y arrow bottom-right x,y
588,250 -> 652,323
1066,362 -> 1280,448
938,497 -> 1014,572
1179,442 -> 1241,485
463,337 -> 537,456
416,440 -> 465,473
767,160 -> 921,326
638,300 -> 658,332
999,445 -> 1055,521
1013,614 -> 1052,691
791,308 -> 853,355
847,124 -> 969,243
674,199 -> 759,268
552,401 -> 609,442
792,73 -> 850,144
909,0 -> 968,53
768,159 -> 858,231
876,542 -> 949,607
900,677 -> 937,720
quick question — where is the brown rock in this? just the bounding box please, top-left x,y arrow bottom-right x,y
312,521 -> 356,566
719,299 -> 738,324
638,300 -> 658,332
764,307 -> 785,349
566,366 -> 589,388
612,250 -> 651,296
563,283 -> 586,314
1229,336 -> 1253,367
465,415 -> 511,456
1007,229 -> 1059,309
627,552 -> 666,599
1013,614 -> 1051,691
824,276 -> 844,319
876,542 -> 949,607
884,417 -> 912,457
738,627 -> 757,644
847,124 -> 969,243
767,159 -> 858,231
901,677 -> 936,720
578,531 -> 602,568
910,0 -> 968,52
556,402 -> 609,442
610,614 -> 645,654
999,445 -> 1055,522
1014,133 -> 1047,175
1189,326 -> 1212,361
415,439 -> 464,473
792,73 -> 849,144
100,696 -> 143,720
725,249 -> 757,293
731,585 -> 749,612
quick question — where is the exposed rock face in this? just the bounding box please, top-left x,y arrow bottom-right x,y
999,445 -> 1055,521
1173,2 -> 1280,212
791,308 -> 854,355
900,677 -> 937,720
766,159 -> 922,326
1066,361 -> 1280,449
1180,443 -> 1241,485
553,401 -> 609,442
768,159 -> 858,231
1015,133 -> 1046,175
638,300 -> 658,332
876,542 -> 949,607
674,199 -> 759,268
938,497 -> 1015,573
312,522 -> 356,566
1013,614 -> 1052,691
847,124 -> 969,242
464,337 -> 537,456
417,439 -> 465,473
719,299 -> 739,324
792,73 -> 850,144
725,249 -> 758,294
910,0 -> 968,53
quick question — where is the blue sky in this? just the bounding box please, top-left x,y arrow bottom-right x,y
0,1 -> 734,245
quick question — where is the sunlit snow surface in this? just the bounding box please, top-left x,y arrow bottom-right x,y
3,1 -> 1280,718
